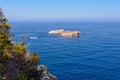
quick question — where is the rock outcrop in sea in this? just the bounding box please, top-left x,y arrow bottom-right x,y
35,65 -> 57,80
49,29 -> 80,37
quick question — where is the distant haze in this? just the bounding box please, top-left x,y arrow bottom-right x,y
0,0 -> 120,21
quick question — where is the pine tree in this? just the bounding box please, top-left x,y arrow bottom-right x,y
0,8 -> 40,80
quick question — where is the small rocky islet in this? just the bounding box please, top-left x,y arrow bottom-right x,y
49,29 -> 80,37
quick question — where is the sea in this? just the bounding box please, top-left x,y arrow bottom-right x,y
10,21 -> 120,80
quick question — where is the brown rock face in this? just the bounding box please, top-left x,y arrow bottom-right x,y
60,31 -> 80,37
49,29 -> 80,37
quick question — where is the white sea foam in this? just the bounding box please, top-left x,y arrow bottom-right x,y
29,37 -> 37,39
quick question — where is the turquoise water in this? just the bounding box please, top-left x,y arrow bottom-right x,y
11,22 -> 120,80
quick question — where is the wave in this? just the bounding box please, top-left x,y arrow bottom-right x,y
29,37 -> 37,39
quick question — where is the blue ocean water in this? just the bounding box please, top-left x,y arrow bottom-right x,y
11,21 -> 120,80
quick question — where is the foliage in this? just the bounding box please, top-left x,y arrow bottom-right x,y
13,44 -> 26,54
10,75 -> 27,80
0,8 -> 41,80
29,53 -> 39,65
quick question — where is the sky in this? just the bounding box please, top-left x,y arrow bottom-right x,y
0,0 -> 120,21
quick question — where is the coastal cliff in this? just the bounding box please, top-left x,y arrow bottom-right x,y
0,8 -> 57,80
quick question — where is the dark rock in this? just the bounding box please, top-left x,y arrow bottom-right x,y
36,65 -> 57,80
40,71 -> 57,80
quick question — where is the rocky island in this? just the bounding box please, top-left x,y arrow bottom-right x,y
49,29 -> 80,37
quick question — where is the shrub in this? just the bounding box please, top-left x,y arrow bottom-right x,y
10,75 -> 27,80
13,44 -> 26,54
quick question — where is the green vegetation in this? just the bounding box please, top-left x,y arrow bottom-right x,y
13,44 -> 26,54
11,75 -> 27,80
0,8 -> 43,80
